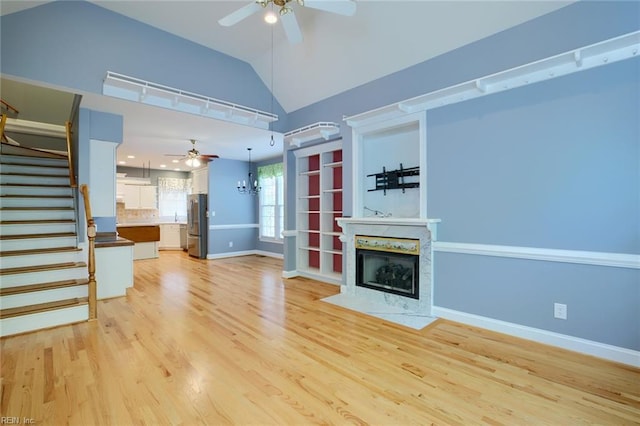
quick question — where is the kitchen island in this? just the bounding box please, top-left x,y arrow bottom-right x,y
116,224 -> 160,260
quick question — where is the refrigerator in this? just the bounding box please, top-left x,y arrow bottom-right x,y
187,194 -> 208,258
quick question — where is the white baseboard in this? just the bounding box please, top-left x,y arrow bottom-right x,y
207,249 -> 283,260
282,270 -> 299,279
432,306 -> 640,367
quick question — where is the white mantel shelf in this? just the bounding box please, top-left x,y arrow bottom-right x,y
336,217 -> 441,241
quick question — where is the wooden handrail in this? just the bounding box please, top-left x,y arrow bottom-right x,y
0,113 -> 6,143
66,121 -> 77,188
0,99 -> 19,114
79,184 -> 97,321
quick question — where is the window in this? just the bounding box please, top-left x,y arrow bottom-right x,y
158,177 -> 191,221
258,163 -> 284,242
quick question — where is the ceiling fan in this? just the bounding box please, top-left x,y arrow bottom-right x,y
218,0 -> 357,44
164,139 -> 219,168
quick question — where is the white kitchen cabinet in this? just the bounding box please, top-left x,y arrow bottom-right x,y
123,185 -> 157,209
159,224 -> 182,250
191,167 -> 208,194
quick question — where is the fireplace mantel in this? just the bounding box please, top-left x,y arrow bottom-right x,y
336,217 -> 441,241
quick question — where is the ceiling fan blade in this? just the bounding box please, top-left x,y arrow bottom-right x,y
200,154 -> 219,159
281,12 -> 303,44
303,0 -> 356,16
218,2 -> 262,26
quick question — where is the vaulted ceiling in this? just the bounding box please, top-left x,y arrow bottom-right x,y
1,1 -> 574,167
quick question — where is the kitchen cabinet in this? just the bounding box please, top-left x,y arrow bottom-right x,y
123,185 -> 157,209
191,167 -> 208,194
159,223 -> 182,250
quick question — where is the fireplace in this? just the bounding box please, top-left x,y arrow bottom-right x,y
335,218 -> 439,317
356,236 -> 419,299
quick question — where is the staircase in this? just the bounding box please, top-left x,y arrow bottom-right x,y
0,146 -> 91,336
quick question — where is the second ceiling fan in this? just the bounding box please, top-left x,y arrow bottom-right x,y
165,139 -> 218,168
219,0 -> 357,44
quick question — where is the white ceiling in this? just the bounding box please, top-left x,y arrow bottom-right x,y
1,0 -> 573,169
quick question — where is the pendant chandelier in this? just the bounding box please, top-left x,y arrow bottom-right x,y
237,148 -> 261,195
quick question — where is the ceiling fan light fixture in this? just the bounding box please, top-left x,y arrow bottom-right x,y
185,157 -> 201,168
264,10 -> 278,24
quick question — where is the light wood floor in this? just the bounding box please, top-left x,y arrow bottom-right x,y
2,252 -> 639,425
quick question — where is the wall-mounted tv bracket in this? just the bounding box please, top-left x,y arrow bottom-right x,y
367,164 -> 419,195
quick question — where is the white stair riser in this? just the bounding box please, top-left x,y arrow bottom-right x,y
1,156 -> 69,167
0,236 -> 78,251
0,222 -> 76,236
0,174 -> 70,185
0,186 -> 72,197
0,163 -> 69,175
0,250 -> 84,269
0,197 -> 74,208
0,305 -> 89,337
0,210 -> 75,221
0,267 -> 87,287
0,286 -> 88,310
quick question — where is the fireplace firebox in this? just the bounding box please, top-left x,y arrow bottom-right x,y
355,235 -> 419,299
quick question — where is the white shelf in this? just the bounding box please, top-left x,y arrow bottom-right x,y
299,169 -> 320,176
103,71 -> 277,130
323,231 -> 342,236
346,30 -> 640,128
323,188 -> 343,193
299,246 -> 321,252
299,195 -> 321,199
324,161 -> 343,168
285,122 -> 340,147
323,249 -> 343,256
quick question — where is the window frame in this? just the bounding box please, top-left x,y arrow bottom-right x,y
258,163 -> 284,244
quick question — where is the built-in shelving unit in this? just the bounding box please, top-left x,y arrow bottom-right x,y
294,140 -> 343,284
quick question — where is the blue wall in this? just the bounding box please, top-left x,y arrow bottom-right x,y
208,158 -> 259,256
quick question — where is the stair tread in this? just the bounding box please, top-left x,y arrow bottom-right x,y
0,261 -> 87,275
1,183 -> 71,188
0,194 -> 73,198
0,246 -> 81,257
0,232 -> 76,240
0,219 -> 75,225
0,160 -> 68,169
0,150 -> 68,160
1,172 -> 70,178
0,278 -> 89,296
0,206 -> 74,211
0,297 -> 88,319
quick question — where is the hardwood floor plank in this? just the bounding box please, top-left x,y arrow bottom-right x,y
1,252 -> 638,425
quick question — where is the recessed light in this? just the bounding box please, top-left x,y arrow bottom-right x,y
160,164 -> 166,168
172,159 -> 179,163
174,168 -> 181,171
119,161 -> 126,165
127,155 -> 135,159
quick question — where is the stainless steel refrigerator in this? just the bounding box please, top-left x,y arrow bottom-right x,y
187,194 -> 208,258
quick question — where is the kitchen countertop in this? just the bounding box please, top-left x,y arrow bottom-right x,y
116,222 -> 187,227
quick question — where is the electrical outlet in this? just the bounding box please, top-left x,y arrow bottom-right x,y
554,303 -> 567,320
229,241 -> 233,248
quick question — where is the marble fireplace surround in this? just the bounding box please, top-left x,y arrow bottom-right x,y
334,217 -> 440,321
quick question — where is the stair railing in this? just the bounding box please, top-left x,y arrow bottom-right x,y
65,121 -> 77,188
79,184 -> 97,320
